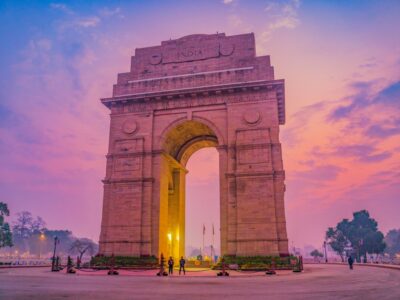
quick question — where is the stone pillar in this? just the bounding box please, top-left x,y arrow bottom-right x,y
232,127 -> 283,256
217,146 -> 229,256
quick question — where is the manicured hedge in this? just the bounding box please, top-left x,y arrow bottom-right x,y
90,255 -> 158,268
213,255 -> 299,270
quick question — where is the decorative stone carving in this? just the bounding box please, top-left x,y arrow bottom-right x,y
219,43 -> 235,56
149,53 -> 162,65
122,119 -> 138,134
243,110 -> 261,125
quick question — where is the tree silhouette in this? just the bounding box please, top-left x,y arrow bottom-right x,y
326,210 -> 386,262
0,202 -> 13,248
310,249 -> 324,260
384,229 -> 400,259
69,238 -> 98,261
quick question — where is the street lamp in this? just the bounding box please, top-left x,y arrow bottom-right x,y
51,236 -> 59,272
39,233 -> 46,259
323,241 -> 328,263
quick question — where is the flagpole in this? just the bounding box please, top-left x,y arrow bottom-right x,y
202,224 -> 205,259
212,223 -> 215,262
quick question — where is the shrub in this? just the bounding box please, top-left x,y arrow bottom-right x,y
213,255 -> 298,270
90,255 -> 158,268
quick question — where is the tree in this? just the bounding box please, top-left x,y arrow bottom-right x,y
326,210 -> 386,263
346,210 -> 386,262
69,238 -> 98,261
326,224 -> 349,262
31,216 -> 46,233
310,249 -> 324,260
12,211 -> 47,253
13,211 -> 33,239
0,202 -> 13,248
385,229 -> 400,259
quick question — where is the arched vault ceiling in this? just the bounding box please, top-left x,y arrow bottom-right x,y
163,121 -> 218,165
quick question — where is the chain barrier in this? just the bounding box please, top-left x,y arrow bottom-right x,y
75,268 -> 104,273
53,255 -> 303,275
121,268 -> 157,273
174,267 -> 213,273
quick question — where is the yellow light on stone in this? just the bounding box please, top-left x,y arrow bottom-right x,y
176,234 -> 179,241
167,233 -> 172,242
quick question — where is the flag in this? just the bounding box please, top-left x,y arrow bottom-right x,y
212,224 -> 215,235
203,224 -> 205,235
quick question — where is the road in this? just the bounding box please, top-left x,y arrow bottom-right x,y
0,264 -> 399,299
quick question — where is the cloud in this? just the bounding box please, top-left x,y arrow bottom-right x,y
366,121 -> 400,138
283,74 -> 399,227
50,3 -> 74,14
99,7 -> 121,17
73,16 -> 101,28
222,0 -> 234,4
336,145 -> 393,163
373,81 -> 400,107
261,0 -> 301,41
228,14 -> 244,28
329,81 -> 400,121
325,80 -> 400,144
50,3 -> 102,30
293,165 -> 345,181
312,144 -> 393,164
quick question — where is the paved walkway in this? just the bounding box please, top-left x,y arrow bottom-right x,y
1,264 -> 400,299
74,267 -> 287,277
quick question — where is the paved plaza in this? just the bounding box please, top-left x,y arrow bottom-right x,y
1,264 -> 400,299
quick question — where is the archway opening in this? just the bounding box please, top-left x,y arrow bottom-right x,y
159,120 -> 221,261
185,147 -> 220,260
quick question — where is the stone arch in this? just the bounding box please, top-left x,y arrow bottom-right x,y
161,119 -> 220,166
158,115 -> 225,153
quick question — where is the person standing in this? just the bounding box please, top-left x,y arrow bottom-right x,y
168,256 -> 174,275
179,256 -> 186,275
348,255 -> 354,270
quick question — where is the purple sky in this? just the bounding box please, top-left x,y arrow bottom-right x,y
1,0 -> 399,252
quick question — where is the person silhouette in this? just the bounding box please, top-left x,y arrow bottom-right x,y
168,256 -> 174,275
348,256 -> 354,270
179,256 -> 186,275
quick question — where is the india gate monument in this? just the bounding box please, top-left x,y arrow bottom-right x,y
98,33 -> 288,260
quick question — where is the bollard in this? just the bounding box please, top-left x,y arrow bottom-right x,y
51,256 -> 59,272
67,256 -> 76,274
55,256 -> 63,271
217,258 -> 229,276
76,256 -> 81,270
292,256 -> 303,273
108,253 -> 119,275
299,256 -> 304,271
51,236 -> 60,272
266,260 -> 276,275
156,253 -> 168,276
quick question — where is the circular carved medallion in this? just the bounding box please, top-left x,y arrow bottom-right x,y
244,110 -> 261,125
219,43 -> 235,56
122,119 -> 138,134
149,53 -> 162,65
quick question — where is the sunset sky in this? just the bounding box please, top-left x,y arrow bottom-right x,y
1,0 -> 399,253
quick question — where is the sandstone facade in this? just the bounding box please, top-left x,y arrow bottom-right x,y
99,33 -> 289,259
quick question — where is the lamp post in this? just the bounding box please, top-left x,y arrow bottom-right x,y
39,233 -> 46,259
51,236 -> 59,271
323,241 -> 328,263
